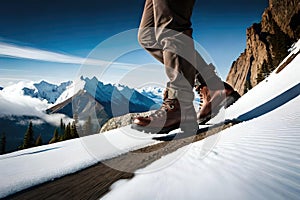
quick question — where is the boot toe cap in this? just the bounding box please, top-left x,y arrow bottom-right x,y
133,116 -> 150,126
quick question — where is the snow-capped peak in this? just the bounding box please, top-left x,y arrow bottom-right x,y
22,80 -> 72,104
54,78 -> 86,105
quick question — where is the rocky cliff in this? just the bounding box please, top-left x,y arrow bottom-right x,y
226,0 -> 300,95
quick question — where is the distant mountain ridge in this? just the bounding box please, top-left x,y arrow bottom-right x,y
23,80 -> 72,104
137,86 -> 164,104
1,78 -> 160,119
47,77 -> 159,129
81,76 -> 159,116
2,79 -> 162,109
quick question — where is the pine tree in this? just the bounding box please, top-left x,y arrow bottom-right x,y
35,134 -> 43,146
49,128 -> 60,144
60,118 -> 66,136
0,132 -> 6,155
62,123 -> 72,141
71,121 -> 79,138
21,121 -> 35,149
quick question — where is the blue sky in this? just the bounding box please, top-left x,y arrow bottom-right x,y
0,0 -> 268,87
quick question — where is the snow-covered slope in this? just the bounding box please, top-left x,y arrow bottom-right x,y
210,39 -> 300,124
104,93 -> 300,200
103,40 -> 300,200
0,126 -> 165,198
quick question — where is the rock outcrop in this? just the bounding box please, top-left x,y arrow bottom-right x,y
100,111 -> 154,133
226,0 -> 300,95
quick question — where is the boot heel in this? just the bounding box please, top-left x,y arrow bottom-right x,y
224,91 -> 241,108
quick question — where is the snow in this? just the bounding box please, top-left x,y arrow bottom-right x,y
2,80 -> 72,104
54,78 -> 85,104
103,95 -> 300,200
0,126 -> 164,198
29,80 -> 72,104
0,40 -> 299,199
0,139 -> 96,197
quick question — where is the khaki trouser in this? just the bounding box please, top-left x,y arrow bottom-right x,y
138,0 -> 223,103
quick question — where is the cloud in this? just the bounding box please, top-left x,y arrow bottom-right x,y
0,42 -> 166,75
0,42 -> 128,67
0,68 -> 28,72
0,82 -> 72,126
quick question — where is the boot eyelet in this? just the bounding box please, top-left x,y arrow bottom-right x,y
170,105 -> 175,109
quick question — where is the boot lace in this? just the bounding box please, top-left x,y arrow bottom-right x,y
196,86 -> 205,109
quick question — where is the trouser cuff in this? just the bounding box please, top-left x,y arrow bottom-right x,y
165,87 -> 194,103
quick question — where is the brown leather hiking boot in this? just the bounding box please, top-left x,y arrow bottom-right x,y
131,88 -> 198,134
196,82 -> 240,124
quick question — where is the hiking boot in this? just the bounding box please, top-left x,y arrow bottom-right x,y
196,82 -> 240,124
131,88 -> 198,134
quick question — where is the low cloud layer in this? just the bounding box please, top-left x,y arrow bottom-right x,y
0,82 -> 72,126
0,42 -> 111,66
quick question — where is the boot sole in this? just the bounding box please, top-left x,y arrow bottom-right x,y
131,122 -> 198,135
131,123 -> 179,134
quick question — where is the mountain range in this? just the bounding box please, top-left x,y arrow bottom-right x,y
0,77 -> 160,152
137,86 -> 164,104
47,76 -> 159,120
